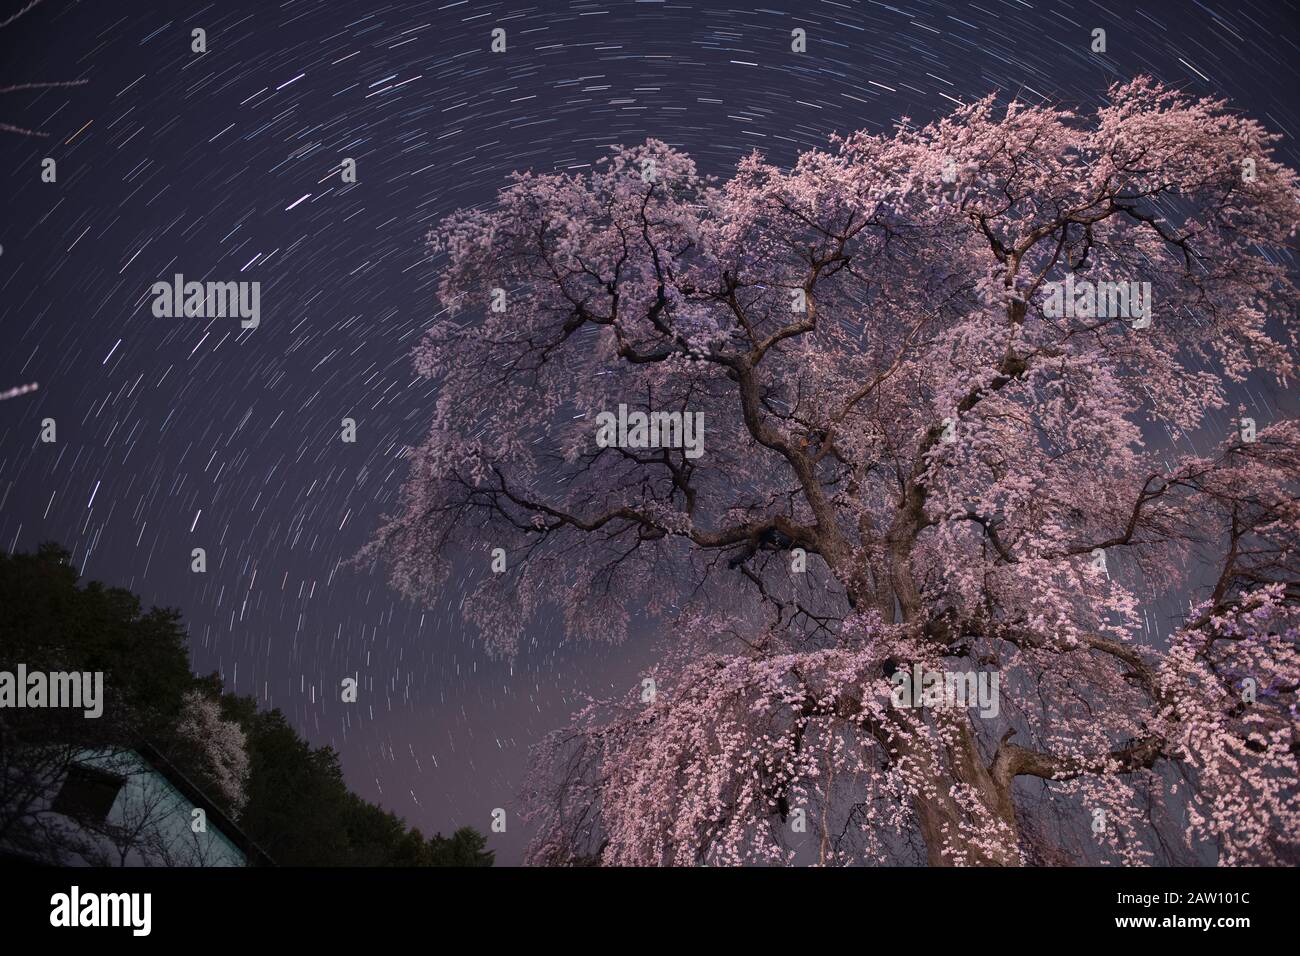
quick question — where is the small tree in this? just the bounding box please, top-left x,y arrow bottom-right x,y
370,79 -> 1300,866
172,689 -> 250,818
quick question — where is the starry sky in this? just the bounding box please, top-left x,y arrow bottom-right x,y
1,0 -> 1298,865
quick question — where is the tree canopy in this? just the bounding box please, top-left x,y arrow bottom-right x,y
370,78 -> 1300,866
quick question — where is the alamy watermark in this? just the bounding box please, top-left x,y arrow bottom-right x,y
0,665 -> 103,718
594,403 -> 704,459
890,664 -> 1000,718
150,273 -> 260,328
50,886 -> 150,936
1042,274 -> 1151,328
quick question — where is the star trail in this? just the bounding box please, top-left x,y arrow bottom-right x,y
1,0 -> 1298,864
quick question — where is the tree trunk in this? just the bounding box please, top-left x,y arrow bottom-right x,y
894,712 -> 1022,866
848,481 -> 1025,865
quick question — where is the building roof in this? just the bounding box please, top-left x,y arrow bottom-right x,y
134,740 -> 274,867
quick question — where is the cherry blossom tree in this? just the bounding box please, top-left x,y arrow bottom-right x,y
173,689 -> 249,817
368,78 -> 1300,866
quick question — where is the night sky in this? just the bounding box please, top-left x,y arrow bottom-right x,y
2,0 -> 1298,864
